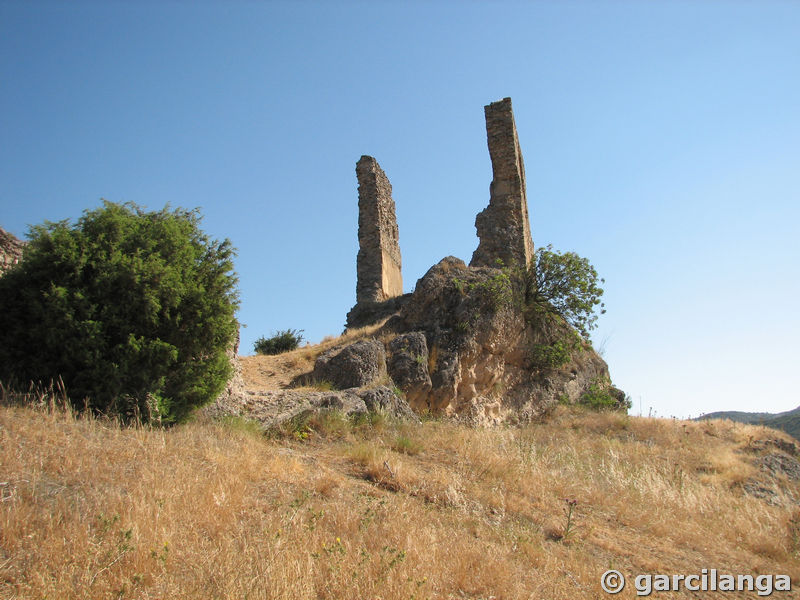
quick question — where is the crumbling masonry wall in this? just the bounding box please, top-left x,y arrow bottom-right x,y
470,97 -> 534,269
356,155 -> 403,303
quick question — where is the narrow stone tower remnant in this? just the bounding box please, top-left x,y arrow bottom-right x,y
470,97 -> 534,269
356,155 -> 403,303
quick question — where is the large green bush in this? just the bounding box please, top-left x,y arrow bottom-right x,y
0,201 -> 239,424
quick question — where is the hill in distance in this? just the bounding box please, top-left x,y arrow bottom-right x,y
698,406 -> 800,441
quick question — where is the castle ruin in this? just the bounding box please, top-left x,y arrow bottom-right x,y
351,98 -> 534,316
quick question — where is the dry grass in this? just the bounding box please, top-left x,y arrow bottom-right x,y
1,401 -> 799,599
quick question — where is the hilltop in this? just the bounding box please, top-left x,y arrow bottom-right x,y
2,332 -> 800,599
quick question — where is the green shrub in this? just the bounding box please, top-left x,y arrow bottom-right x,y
579,380 -> 629,411
0,201 -> 239,424
526,244 -> 605,340
530,338 -> 575,369
253,329 -> 304,355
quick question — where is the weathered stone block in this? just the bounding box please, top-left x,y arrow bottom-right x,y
313,339 -> 386,390
359,386 -> 419,422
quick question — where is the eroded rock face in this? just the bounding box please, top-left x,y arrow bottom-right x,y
381,257 -> 612,425
0,228 -> 25,277
387,332 -> 432,412
313,339 -> 386,390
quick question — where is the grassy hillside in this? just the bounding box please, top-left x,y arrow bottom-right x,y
699,406 -> 800,441
2,400 -> 799,599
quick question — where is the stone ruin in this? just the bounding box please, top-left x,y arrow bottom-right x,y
0,227 -> 25,277
355,156 -> 403,304
333,97 -> 622,424
348,97 -> 535,325
471,97 -> 534,269
210,96 -> 623,428
346,156 -> 408,329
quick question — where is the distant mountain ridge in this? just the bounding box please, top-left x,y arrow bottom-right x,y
698,406 -> 800,441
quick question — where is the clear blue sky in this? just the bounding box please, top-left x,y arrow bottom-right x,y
2,1 -> 798,419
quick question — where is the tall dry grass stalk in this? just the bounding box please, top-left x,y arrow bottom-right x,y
1,403 -> 798,599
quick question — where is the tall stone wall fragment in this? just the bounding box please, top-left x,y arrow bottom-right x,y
356,155 -> 403,303
470,97 -> 534,269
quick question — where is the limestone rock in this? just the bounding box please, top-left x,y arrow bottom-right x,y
203,385 -> 419,430
387,332 -> 432,412
313,339 -> 386,390
214,330 -> 246,411
471,97 -> 534,269
0,227 -> 25,277
359,386 -> 419,422
382,257 -> 611,425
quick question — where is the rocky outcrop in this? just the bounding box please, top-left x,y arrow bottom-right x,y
313,339 -> 386,390
0,228 -> 25,276
471,97 -> 534,269
377,257 -> 613,424
356,156 -> 403,304
204,386 -> 418,430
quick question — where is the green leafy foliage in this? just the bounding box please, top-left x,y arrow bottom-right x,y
453,270 -> 514,313
529,333 -> 581,370
253,328 -> 304,355
527,244 -> 605,339
579,380 -> 631,411
0,201 -> 239,424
